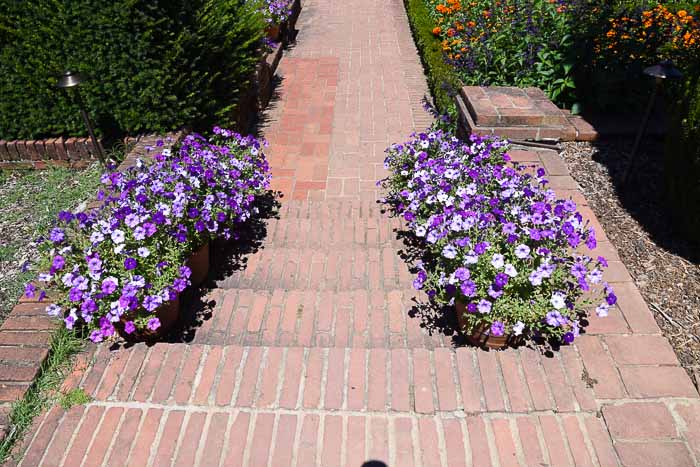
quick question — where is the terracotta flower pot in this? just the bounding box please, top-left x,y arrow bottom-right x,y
455,301 -> 520,350
187,242 -> 210,288
117,296 -> 180,342
266,24 -> 280,41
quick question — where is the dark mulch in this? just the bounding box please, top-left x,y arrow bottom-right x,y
561,138 -> 700,385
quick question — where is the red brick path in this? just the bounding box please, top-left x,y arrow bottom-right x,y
13,0 -> 700,465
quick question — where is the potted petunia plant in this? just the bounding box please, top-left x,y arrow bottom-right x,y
380,130 -> 615,349
28,127 -> 270,343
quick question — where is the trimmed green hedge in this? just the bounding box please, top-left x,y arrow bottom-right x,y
403,0 -> 461,112
666,78 -> 700,243
0,0 -> 265,140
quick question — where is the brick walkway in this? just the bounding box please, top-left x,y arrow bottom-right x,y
13,0 -> 700,466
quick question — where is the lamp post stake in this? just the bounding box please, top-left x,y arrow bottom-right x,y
621,60 -> 682,185
56,70 -> 107,167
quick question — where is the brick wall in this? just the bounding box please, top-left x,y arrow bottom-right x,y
0,137 -> 103,170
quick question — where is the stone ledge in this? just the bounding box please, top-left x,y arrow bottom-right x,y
456,87 -> 601,142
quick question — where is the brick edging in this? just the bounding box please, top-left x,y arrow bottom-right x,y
0,137 -> 103,169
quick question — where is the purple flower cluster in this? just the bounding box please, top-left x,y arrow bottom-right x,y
380,130 -> 613,344
29,128 -> 270,342
258,0 -> 293,23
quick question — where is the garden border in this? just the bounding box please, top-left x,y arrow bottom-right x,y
0,4 -> 299,435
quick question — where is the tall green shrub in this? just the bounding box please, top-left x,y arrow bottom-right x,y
404,0 -> 462,112
666,78 -> 700,243
0,0 -> 265,140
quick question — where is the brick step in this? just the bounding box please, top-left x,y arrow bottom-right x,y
188,288 -> 445,348
73,343 -> 602,416
258,198 -> 405,249
19,401 -> 622,467
274,199 -> 389,219
213,244 -> 413,292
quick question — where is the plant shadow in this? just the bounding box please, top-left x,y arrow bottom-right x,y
165,191 -> 281,344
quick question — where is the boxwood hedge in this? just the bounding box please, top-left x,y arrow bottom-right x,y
0,0 -> 265,140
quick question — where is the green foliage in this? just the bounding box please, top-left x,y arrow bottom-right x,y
0,0 -> 265,140
665,77 -> 700,243
570,0 -> 700,112
59,388 -> 91,410
404,0 -> 462,112
425,0 -> 578,108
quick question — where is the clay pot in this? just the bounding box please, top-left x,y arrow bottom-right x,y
455,301 -> 520,350
266,24 -> 280,41
117,296 -> 180,341
187,242 -> 210,288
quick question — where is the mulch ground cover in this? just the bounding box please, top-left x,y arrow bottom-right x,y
562,139 -> 700,386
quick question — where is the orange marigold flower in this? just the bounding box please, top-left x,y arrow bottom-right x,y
432,26 -> 441,35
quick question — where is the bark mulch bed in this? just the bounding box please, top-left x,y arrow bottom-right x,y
561,139 -> 700,386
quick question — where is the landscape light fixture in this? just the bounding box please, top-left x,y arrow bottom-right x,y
622,60 -> 683,184
56,70 -> 106,167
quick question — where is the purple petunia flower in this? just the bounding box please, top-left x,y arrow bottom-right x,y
69,288 -> 83,302
49,227 -> 65,244
52,255 -> 65,270
460,280 -> 477,297
124,321 -> 136,334
124,257 -> 138,271
490,321 -> 505,336
477,299 -> 492,314
46,304 -> 61,317
514,244 -> 530,259
143,295 -> 163,312
545,311 -> 563,327
89,330 -> 103,343
147,318 -> 161,331
101,278 -> 118,295
24,283 -> 36,298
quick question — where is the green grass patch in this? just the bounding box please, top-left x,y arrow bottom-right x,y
0,164 -> 102,322
403,0 -> 462,112
59,388 -> 91,411
0,327 -> 87,463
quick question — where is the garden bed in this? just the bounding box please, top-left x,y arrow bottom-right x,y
0,166 -> 101,325
408,0 -> 699,114
561,139 -> 700,385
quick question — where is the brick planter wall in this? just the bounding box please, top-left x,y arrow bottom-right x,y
0,137 -> 103,170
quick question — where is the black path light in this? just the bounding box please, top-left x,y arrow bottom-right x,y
621,60 -> 683,184
56,70 -> 107,167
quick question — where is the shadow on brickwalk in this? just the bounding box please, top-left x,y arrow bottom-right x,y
12,0 -> 700,465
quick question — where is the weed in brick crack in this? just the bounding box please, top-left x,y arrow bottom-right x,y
59,388 -> 91,410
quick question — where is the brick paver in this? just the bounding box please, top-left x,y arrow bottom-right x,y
12,0 -> 700,465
